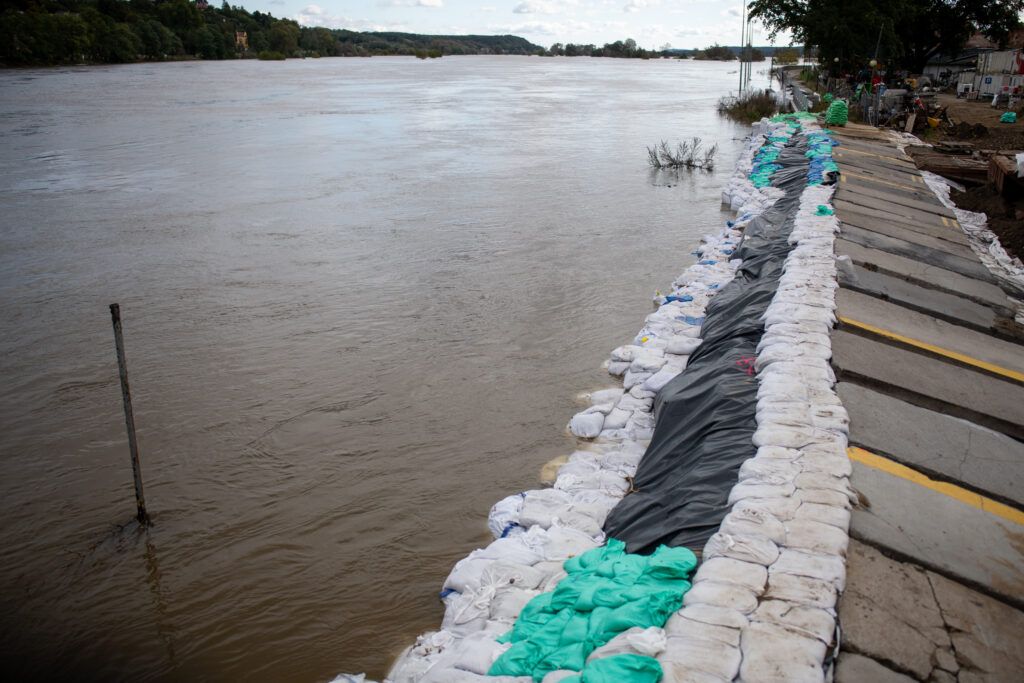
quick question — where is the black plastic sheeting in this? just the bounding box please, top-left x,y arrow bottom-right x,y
603,135 -> 813,555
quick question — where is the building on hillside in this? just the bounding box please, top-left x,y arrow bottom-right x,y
236,31 -> 248,51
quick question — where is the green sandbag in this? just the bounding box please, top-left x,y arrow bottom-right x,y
1001,112 -> 1017,123
825,100 -> 848,126
558,654 -> 663,683
824,93 -> 834,104
488,538 -> 697,681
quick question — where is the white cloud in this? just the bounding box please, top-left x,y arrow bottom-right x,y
624,0 -> 661,12
481,5 -> 497,11
376,0 -> 444,7
302,4 -> 326,15
723,7 -> 741,18
513,1 -> 579,15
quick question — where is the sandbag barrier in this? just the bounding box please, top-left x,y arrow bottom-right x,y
653,120 -> 852,683
339,117 -> 850,683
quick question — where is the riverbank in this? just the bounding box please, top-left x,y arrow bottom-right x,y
341,113 -> 1024,683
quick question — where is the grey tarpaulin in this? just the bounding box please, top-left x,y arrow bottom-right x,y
603,135 -> 813,554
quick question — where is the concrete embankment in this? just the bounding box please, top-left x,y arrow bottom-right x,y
335,117 -> 1024,683
822,122 -> 1024,682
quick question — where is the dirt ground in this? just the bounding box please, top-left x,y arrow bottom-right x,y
931,93 -> 1023,261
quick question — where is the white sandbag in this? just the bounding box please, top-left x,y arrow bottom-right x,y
476,536 -> 546,566
386,646 -> 433,683
586,626 -> 667,663
770,548 -> 846,590
541,672 -> 578,683
719,501 -> 786,545
738,458 -> 800,485
703,532 -> 780,566
660,634 -> 742,680
585,387 -> 624,406
539,523 -> 601,560
518,488 -> 572,530
441,591 -> 490,636
676,603 -> 749,630
782,518 -> 849,557
329,675 -> 367,683
490,585 -> 541,620
422,631 -> 513,677
554,469 -> 629,496
763,572 -> 837,610
752,599 -> 836,644
692,556 -> 768,594
738,621 -> 827,683
601,407 -> 631,431
663,613 -> 740,646
681,580 -> 758,613
666,336 -> 702,355
622,369 -> 653,390
610,345 -> 643,362
488,493 -> 525,539
607,360 -> 630,376
643,367 -> 679,392
568,410 -> 604,438
793,501 -> 850,532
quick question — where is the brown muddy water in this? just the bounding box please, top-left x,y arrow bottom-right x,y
0,56 -> 766,681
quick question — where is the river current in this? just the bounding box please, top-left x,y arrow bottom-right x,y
0,56 -> 766,681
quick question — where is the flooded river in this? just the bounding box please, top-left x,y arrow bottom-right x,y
0,56 -> 765,681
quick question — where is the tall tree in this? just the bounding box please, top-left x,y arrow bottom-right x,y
748,0 -> 1024,72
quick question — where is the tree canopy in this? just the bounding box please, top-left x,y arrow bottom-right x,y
0,0 -> 541,65
748,0 -> 1024,73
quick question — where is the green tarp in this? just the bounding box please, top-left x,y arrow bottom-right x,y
488,539 -> 697,682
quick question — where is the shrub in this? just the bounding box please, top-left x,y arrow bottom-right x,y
717,89 -> 778,122
257,50 -> 286,60
647,138 -> 718,170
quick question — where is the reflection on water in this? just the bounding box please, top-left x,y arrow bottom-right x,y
0,56 -> 766,680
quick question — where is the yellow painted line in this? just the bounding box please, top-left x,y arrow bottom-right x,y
848,446 -> 1024,528
835,147 -> 914,164
941,216 -> 950,228
839,170 -> 922,192
838,315 -> 1024,383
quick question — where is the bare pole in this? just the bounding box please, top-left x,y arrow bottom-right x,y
739,1 -> 746,94
110,303 -> 150,526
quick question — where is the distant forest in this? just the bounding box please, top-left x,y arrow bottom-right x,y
1,0 -> 801,67
0,0 -> 543,65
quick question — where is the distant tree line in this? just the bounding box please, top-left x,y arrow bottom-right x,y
0,0 -> 542,66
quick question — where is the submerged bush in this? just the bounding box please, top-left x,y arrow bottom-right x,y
717,89 -> 779,122
647,138 -> 718,170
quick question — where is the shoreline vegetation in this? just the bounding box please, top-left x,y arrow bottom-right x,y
2,1 -> 798,67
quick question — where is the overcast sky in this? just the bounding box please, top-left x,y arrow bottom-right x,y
240,0 -> 788,51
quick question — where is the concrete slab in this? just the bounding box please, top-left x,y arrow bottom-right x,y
927,570 -> 1024,681
834,199 -> 969,246
847,453 -> 1024,605
837,382 -> 1024,507
836,180 -> 951,217
838,171 -> 954,216
838,223 -> 995,283
836,539 -> 954,680
836,289 -> 1024,377
832,147 -> 917,175
830,136 -> 912,161
835,239 -> 1014,312
833,653 -> 916,683
831,330 -> 1024,438
838,265 -> 1001,333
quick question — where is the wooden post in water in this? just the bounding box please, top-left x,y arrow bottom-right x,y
110,303 -> 150,526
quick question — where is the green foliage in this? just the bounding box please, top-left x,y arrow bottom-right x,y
716,89 -> 779,123
0,1 -> 543,66
775,48 -> 799,65
257,50 -> 285,61
749,0 -> 1024,73
693,44 -> 736,61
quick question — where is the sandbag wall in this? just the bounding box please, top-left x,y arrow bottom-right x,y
353,115 -> 853,683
